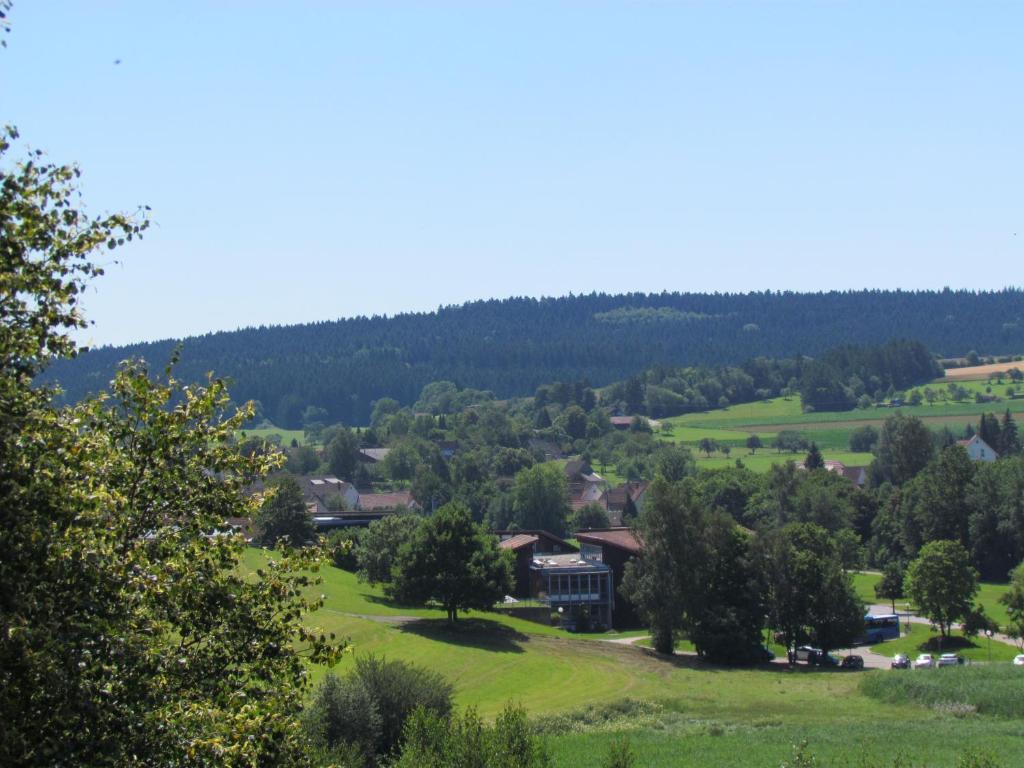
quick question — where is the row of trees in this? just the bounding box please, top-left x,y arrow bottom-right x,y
622,477 -> 865,662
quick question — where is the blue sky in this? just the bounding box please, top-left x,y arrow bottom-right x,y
4,1 -> 1022,347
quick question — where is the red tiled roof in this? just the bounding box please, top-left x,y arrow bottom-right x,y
499,534 -> 539,551
576,528 -> 642,554
359,490 -> 415,511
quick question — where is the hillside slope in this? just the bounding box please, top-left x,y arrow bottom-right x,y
40,289 -> 1024,426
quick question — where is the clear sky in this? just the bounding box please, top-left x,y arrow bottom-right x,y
4,1 -> 1022,347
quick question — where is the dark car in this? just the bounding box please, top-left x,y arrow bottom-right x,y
841,654 -> 865,670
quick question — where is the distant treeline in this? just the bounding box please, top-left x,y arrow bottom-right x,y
40,289 -> 1024,426
594,339 -> 941,418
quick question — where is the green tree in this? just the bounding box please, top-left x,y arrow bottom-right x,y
762,524 -> 863,659
870,414 -> 935,485
570,502 -> 611,531
621,479 -> 705,654
773,430 -> 806,453
999,562 -> 1024,647
1000,409 -> 1021,455
654,444 -> 695,482
511,463 -> 570,535
256,475 -> 317,546
326,426 -> 360,479
0,124 -> 345,765
849,425 -> 879,453
388,502 -> 513,622
371,397 -> 402,428
905,540 -> 979,637
874,561 -> 906,614
286,442 -> 321,474
698,437 -> 718,457
687,515 -> 767,663
745,434 -> 763,454
804,442 -> 824,470
356,513 -> 423,585
558,404 -> 588,440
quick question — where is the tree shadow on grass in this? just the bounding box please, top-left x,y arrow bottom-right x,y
398,618 -> 529,654
633,646 -> 829,676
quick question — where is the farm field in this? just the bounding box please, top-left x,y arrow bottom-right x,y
653,380 -> 1024,474
941,361 -> 1024,381
244,551 -> 1024,767
239,424 -> 308,446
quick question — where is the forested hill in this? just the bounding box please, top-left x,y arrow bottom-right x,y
41,289 -> 1024,427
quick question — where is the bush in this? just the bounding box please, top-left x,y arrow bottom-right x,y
354,655 -> 454,757
328,529 -> 360,571
304,656 -> 453,764
303,673 -> 381,765
395,702 -> 551,768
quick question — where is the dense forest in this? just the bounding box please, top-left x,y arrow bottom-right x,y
41,289 -> 1024,426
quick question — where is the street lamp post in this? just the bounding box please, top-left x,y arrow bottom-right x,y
986,629 -> 993,663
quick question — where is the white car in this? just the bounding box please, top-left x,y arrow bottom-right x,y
937,653 -> 961,667
912,653 -> 934,669
1013,654 -> 1024,667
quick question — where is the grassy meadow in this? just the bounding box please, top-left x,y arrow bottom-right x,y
240,550 -> 1024,767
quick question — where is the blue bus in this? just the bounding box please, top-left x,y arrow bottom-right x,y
857,613 -> 901,645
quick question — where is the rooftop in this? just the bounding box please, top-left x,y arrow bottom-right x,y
499,534 -> 539,551
529,553 -> 609,572
576,528 -> 642,554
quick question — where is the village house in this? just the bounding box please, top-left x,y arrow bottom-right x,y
357,489 -> 420,512
598,481 -> 649,526
564,459 -> 605,511
358,447 -> 391,463
958,434 -> 999,462
496,530 -> 578,598
496,529 -> 615,630
575,528 -> 643,628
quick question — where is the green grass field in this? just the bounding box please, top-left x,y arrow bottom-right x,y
243,549 -> 1024,767
239,425 -> 309,446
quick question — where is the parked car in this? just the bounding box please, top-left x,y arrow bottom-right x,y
756,645 -> 776,662
938,653 -> 961,667
891,653 -> 910,669
795,645 -> 821,662
912,653 -> 934,669
1013,654 -> 1024,667
841,654 -> 864,670
813,652 -> 840,667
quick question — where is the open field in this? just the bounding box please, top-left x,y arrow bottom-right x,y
942,362 -> 1024,381
691,450 -> 874,473
243,550 -> 1024,767
239,425 -> 309,446
652,387 -> 1024,473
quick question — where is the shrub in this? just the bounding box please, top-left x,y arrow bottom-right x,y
303,673 -> 381,765
395,702 -> 551,768
304,656 -> 453,764
328,529 -> 360,571
353,655 -> 454,757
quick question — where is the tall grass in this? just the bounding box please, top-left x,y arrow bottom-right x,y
860,667 -> 1024,718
